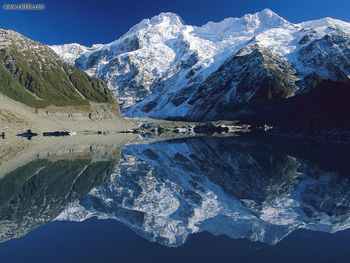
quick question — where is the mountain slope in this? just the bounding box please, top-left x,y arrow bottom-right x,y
0,29 -> 137,133
0,29 -> 117,110
52,9 -> 350,121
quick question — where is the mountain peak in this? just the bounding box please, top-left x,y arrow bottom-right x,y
123,12 -> 183,37
243,8 -> 290,28
197,8 -> 290,40
259,8 -> 278,17
299,17 -> 350,33
152,12 -> 183,25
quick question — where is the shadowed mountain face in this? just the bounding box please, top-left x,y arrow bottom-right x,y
52,136 -> 350,247
221,80 -> 350,143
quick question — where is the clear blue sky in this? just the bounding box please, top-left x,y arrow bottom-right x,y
1,0 -> 350,46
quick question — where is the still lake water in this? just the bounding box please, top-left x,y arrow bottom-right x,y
0,134 -> 349,262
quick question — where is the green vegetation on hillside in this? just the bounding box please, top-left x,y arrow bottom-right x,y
0,31 -> 118,111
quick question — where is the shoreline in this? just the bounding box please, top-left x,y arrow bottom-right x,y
0,133 -> 139,179
0,94 -> 136,139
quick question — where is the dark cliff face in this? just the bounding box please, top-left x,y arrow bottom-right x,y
298,31 -> 350,82
183,45 -> 297,120
189,31 -> 350,123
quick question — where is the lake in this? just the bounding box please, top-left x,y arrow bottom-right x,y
0,133 -> 349,262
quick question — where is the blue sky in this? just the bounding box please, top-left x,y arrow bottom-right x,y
1,0 -> 350,46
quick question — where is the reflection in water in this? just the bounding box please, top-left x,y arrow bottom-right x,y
0,135 -> 350,247
0,135 -> 127,243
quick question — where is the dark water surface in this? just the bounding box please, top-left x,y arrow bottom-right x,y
1,217 -> 349,263
0,134 -> 349,262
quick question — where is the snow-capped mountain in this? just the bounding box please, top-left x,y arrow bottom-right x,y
52,9 -> 350,119
56,136 -> 350,247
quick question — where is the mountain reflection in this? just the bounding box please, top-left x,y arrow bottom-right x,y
1,135 -> 350,247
